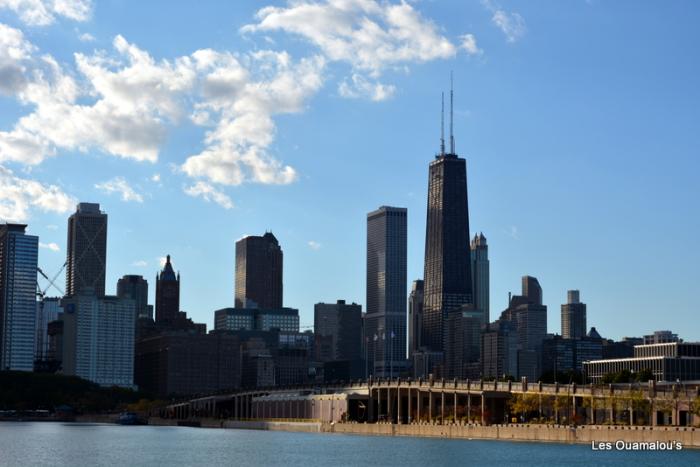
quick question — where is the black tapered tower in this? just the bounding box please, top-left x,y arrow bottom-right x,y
421,79 -> 473,353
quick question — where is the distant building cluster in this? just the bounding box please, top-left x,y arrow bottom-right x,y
1,88 -> 699,397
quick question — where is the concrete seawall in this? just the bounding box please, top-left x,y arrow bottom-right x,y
328,423 -> 699,448
147,418 -> 698,448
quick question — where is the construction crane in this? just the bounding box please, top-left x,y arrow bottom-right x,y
36,261 -> 66,300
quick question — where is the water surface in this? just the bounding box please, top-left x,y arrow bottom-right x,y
0,422 -> 698,466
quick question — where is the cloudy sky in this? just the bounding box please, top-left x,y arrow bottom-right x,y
1,0 -> 698,340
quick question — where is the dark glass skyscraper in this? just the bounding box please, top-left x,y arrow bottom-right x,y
235,233 -> 283,309
421,88 -> 473,353
155,255 -> 180,324
66,203 -> 107,296
366,206 -> 407,377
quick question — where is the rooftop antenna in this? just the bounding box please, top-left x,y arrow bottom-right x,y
440,92 -> 445,156
450,71 -> 455,154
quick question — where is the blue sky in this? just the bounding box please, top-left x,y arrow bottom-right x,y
1,0 -> 698,340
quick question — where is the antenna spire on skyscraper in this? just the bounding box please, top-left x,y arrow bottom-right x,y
450,71 -> 455,154
440,92 -> 445,156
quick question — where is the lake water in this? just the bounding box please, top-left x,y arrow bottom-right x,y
0,422 -> 699,466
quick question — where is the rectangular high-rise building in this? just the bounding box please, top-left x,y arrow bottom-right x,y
66,203 -> 107,297
422,149 -> 473,353
235,233 -> 283,309
0,224 -> 38,371
561,290 -> 586,339
470,233 -> 489,325
60,293 -> 135,388
366,206 -> 407,377
314,300 -> 362,363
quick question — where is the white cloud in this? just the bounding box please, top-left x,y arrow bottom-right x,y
95,176 -> 144,202
0,31 -> 318,189
46,224 -> 58,230
183,181 -> 234,209
0,0 -> 92,26
242,0 -> 467,99
482,0 -> 526,43
39,241 -> 59,251
338,73 -> 395,101
242,0 -> 456,75
0,165 -> 76,222
459,34 -> 482,56
158,256 -> 167,267
151,173 -> 161,182
131,259 -> 148,267
78,32 -> 95,42
307,240 -> 321,250
0,23 -> 34,96
181,50 -> 323,186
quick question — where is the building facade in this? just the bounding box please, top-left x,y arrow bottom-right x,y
561,290 -> 586,339
366,206 -> 407,378
135,332 -> 242,397
117,275 -> 149,321
314,300 -> 362,366
214,307 -> 300,333
584,342 -> 700,383
60,293 -> 135,388
35,297 -> 62,362
470,233 -> 489,325
444,305 -> 483,379
541,335 -> 603,376
407,279 -> 424,356
0,224 -> 38,371
66,203 -> 107,296
481,319 -> 518,380
155,255 -> 180,325
499,276 -> 548,381
235,233 -> 283,309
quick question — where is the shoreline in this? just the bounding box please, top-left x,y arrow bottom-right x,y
146,417 -> 700,449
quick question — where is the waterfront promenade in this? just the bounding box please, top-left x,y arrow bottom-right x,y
163,378 -> 700,428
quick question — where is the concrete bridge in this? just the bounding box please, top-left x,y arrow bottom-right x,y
162,378 -> 700,428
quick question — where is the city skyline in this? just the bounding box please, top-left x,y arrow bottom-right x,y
1,1 -> 699,341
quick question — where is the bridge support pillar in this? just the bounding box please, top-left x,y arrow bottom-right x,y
453,392 -> 457,423
441,391 -> 445,424
428,391 -> 433,423
397,386 -> 402,424
481,395 -> 485,425
417,388 -> 422,423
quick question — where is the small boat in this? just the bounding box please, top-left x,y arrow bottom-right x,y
116,412 -> 147,425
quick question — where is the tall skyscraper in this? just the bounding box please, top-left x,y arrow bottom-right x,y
117,275 -> 149,321
366,206 -> 407,377
422,86 -> 473,354
0,224 -> 38,371
407,279 -> 424,356
235,233 -> 283,309
470,232 -> 489,324
561,290 -> 586,339
155,255 -> 180,325
66,203 -> 107,297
